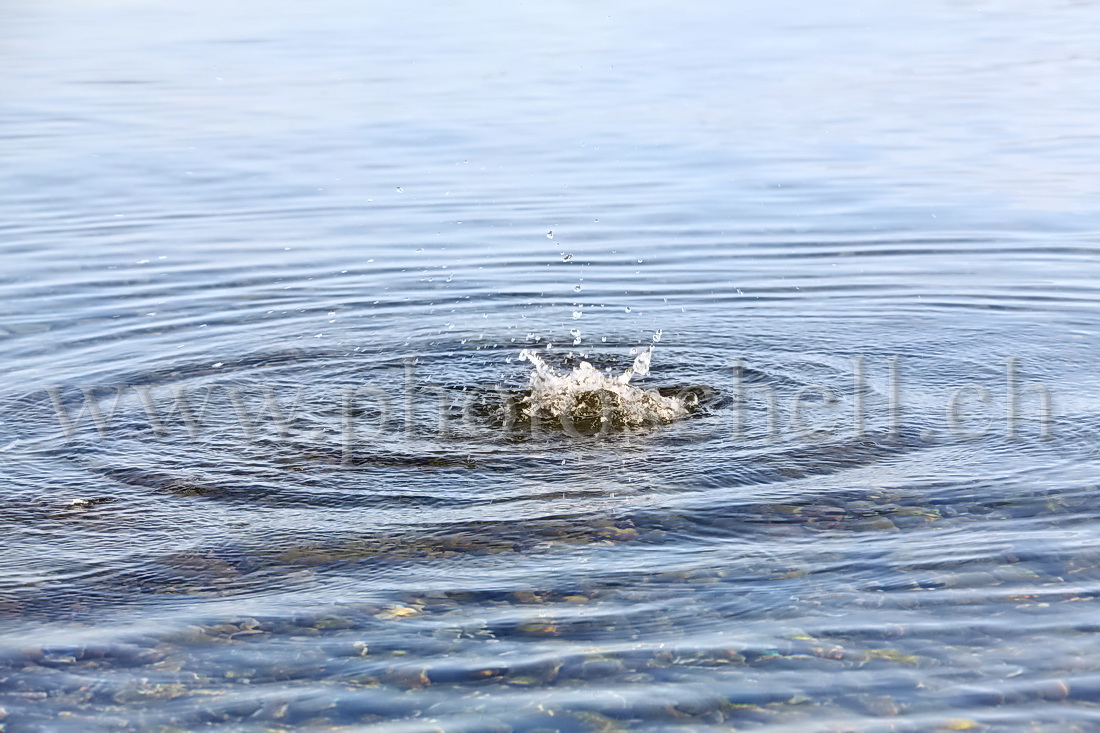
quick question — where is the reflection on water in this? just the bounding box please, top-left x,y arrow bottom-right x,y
3,0 -> 1100,730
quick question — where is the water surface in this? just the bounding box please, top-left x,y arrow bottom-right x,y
3,0 -> 1100,730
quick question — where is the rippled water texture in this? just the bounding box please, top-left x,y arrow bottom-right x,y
3,0 -> 1100,730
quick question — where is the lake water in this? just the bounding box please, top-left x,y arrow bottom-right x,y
3,0 -> 1100,730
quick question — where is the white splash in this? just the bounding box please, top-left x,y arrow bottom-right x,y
516,345 -> 688,429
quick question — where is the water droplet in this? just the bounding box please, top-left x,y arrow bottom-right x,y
546,231 -> 554,239
572,311 -> 582,320
396,186 -> 403,193
562,253 -> 573,261
652,329 -> 663,343
624,306 -> 632,313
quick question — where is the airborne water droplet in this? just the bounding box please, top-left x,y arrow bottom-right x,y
652,329 -> 663,343
547,231 -> 554,239
562,253 -> 573,261
573,284 -> 581,292
572,311 -> 582,319
624,306 -> 632,313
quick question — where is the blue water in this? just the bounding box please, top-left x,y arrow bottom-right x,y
3,1 -> 1100,730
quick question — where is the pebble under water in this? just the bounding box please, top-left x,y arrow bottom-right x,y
3,1 -> 1100,731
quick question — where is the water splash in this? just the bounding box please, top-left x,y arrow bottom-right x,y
516,345 -> 689,431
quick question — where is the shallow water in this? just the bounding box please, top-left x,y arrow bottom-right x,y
3,0 -> 1100,730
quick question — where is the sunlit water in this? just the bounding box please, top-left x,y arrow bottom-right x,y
3,0 -> 1100,730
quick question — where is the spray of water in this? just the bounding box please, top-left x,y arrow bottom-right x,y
516,345 -> 689,430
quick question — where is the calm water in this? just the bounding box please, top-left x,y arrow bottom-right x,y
3,1 -> 1100,730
